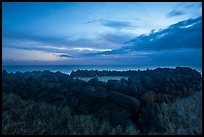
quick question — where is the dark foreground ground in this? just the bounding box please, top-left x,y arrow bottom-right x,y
2,67 -> 202,135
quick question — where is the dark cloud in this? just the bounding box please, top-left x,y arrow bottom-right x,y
167,10 -> 185,17
184,4 -> 196,8
167,3 -> 186,17
85,19 -> 135,29
58,54 -> 72,58
184,3 -> 202,8
125,16 -> 202,50
101,20 -> 133,29
85,21 -> 93,24
92,16 -> 202,56
167,2 -> 201,18
83,19 -> 97,24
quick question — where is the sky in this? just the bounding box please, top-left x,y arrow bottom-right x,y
2,2 -> 202,65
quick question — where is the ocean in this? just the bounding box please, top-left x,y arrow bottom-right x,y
2,65 -> 202,75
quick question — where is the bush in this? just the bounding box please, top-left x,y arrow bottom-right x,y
2,92 -> 140,135
157,92 -> 202,135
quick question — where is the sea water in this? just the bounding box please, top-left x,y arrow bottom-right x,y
2,64 -> 202,75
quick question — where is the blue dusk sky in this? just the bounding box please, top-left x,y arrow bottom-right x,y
2,2 -> 202,65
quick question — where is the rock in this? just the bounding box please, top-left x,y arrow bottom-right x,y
107,80 -> 128,91
121,78 -> 129,85
88,77 -> 99,86
98,81 -> 107,88
109,91 -> 140,112
141,91 -> 156,105
141,75 -> 154,90
107,80 -> 118,90
47,83 -> 56,89
116,84 -> 140,99
117,89 -> 139,99
96,102 -> 132,126
128,75 -> 141,83
69,85 -> 82,95
128,75 -> 144,95
112,80 -> 128,91
75,78 -> 87,87
82,86 -> 108,99
60,88 -> 70,93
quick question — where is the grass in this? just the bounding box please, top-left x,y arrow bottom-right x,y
2,92 -> 139,135
2,91 -> 202,135
157,91 -> 202,135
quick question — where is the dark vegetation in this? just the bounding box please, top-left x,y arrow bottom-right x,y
2,92 -> 139,135
2,67 -> 202,135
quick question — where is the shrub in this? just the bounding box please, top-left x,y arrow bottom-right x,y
2,92 -> 140,135
157,92 -> 202,135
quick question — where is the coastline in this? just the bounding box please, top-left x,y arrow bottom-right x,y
2,66 -> 202,135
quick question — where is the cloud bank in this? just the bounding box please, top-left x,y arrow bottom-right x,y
82,16 -> 202,66
94,16 -> 202,56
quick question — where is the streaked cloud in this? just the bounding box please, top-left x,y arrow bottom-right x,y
184,3 -> 202,8
89,16 -> 202,56
167,10 -> 185,17
85,19 -> 136,30
125,16 -> 202,50
58,54 -> 73,59
100,20 -> 135,29
167,2 -> 202,18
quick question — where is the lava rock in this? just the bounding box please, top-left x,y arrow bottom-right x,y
109,91 -> 140,112
82,86 -> 109,99
141,91 -> 156,105
107,80 -> 118,90
88,77 -> 100,87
